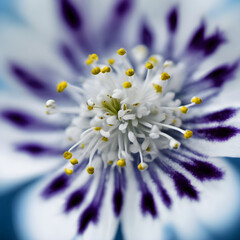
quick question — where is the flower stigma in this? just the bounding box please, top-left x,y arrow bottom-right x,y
46,46 -> 202,175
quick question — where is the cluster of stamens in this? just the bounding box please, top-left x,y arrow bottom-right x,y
45,46 -> 202,175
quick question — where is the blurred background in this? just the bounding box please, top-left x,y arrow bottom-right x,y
0,0 -> 240,239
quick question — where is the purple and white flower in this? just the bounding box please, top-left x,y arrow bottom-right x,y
0,0 -> 240,239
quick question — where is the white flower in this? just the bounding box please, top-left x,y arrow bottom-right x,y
0,0 -> 240,240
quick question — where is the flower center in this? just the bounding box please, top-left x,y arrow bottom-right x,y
46,46 -> 202,175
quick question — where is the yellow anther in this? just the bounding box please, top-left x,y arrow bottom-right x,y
117,48 -> 127,56
149,56 -> 158,65
161,72 -> 171,81
184,130 -> 193,139
152,84 -> 162,93
63,151 -> 72,159
87,104 -> 94,110
101,66 -> 111,73
133,103 -> 140,106
173,119 -> 176,124
94,127 -> 102,131
191,97 -> 202,104
81,144 -> 85,149
173,143 -> 179,149
65,168 -> 73,175
123,104 -> 127,110
108,59 -> 115,65
125,68 -> 135,76
180,106 -> 188,114
89,53 -> 98,61
70,158 -> 79,165
91,67 -> 101,75
146,146 -> 151,152
102,137 -> 108,142
108,160 -> 113,165
145,62 -> 154,69
87,166 -> 94,175
85,58 -> 94,65
117,158 -> 126,167
122,81 -> 132,88
57,81 -> 68,93
138,163 -> 144,171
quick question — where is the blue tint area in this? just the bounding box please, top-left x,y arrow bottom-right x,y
0,0 -> 22,22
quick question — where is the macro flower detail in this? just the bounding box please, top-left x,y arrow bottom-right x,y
1,0 -> 240,240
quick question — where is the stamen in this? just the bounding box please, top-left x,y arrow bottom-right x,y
63,151 -> 72,159
108,59 -> 115,65
57,81 -> 68,93
87,166 -> 94,175
117,158 -> 126,167
123,81 -> 132,88
70,158 -> 79,165
91,67 -> 101,75
161,72 -> 171,81
125,68 -> 135,76
117,48 -> 127,56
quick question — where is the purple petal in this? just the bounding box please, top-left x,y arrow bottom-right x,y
42,174 -> 70,198
185,108 -> 237,124
172,172 -> 199,200
59,0 -> 82,30
1,109 -> 63,131
167,6 -> 178,33
194,126 -> 239,142
140,21 -> 154,49
16,143 -> 63,156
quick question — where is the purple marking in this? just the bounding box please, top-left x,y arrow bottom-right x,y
10,63 -> 45,90
2,109 -> 63,130
188,22 -> 205,50
148,166 -> 172,208
132,160 -> 158,218
64,178 -> 92,213
78,168 -> 109,234
202,63 -> 238,87
203,30 -> 225,56
172,172 -> 199,200
60,43 -> 82,73
194,126 -> 239,142
167,6 -> 178,33
140,21 -> 154,49
42,173 -> 70,198
182,160 -> 224,181
16,143 -> 62,156
185,108 -> 237,124
141,191 -> 158,217
115,0 -> 133,17
112,168 -> 125,217
60,0 -> 82,30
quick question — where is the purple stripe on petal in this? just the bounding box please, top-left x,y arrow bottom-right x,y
64,178 -> 92,213
202,63 -> 238,87
10,63 -> 45,90
78,168 -> 109,234
2,109 -> 63,131
203,30 -> 225,56
115,0 -> 133,17
16,143 -> 63,156
194,126 -> 239,142
188,22 -> 205,50
141,191 -> 157,217
112,168 -> 125,217
185,108 -> 237,124
182,160 -> 224,181
140,21 -> 154,49
42,173 -> 70,198
60,43 -> 82,73
172,172 -> 199,200
167,6 -> 178,33
60,0 -> 82,30
132,160 -> 158,218
149,166 -> 172,208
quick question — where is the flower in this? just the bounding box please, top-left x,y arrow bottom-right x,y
0,0 -> 240,240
